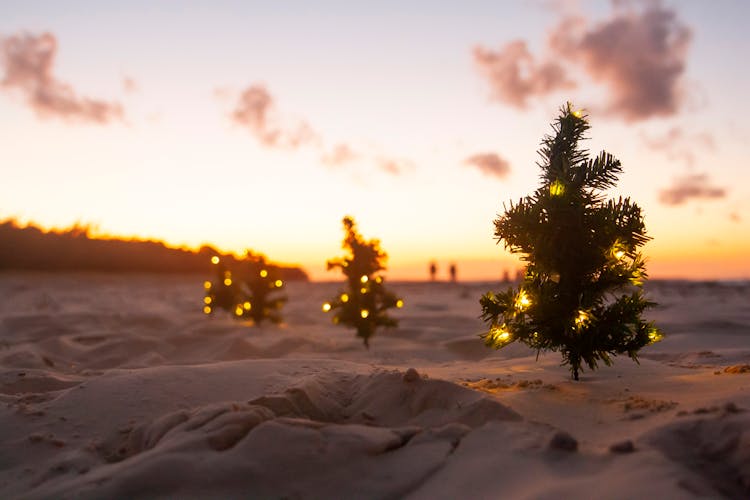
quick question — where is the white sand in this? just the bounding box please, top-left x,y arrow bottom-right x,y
0,273 -> 748,498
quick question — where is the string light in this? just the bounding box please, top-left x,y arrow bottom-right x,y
243,301 -> 252,310
224,278 -> 232,286
322,302 -> 332,312
360,275 -> 368,283
575,310 -> 589,328
396,299 -> 404,308
515,290 -> 531,311
203,306 -> 212,314
235,306 -> 243,316
204,297 -> 212,304
375,276 -> 383,284
360,309 -> 369,318
550,180 -> 565,197
340,293 -> 349,303
211,256 -> 220,265
260,269 -> 268,278
648,328 -> 663,343
275,279 -> 283,287
203,281 -> 212,290
360,287 -> 368,294
488,324 -> 511,344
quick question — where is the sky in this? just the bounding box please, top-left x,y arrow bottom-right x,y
1,0 -> 749,281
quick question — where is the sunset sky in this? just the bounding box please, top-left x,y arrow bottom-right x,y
1,1 -> 749,281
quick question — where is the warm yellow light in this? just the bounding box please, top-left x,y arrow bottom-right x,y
360,287 -> 368,294
224,278 -> 232,286
550,180 -> 565,197
333,316 -> 340,324
235,306 -> 243,316
211,256 -> 220,265
340,293 -> 349,303
489,325 -> 511,343
575,310 -> 589,326
243,301 -> 252,310
648,328 -> 663,343
572,109 -> 583,118
260,269 -> 268,278
360,275 -> 368,283
396,299 -> 404,308
203,306 -> 212,314
322,302 -> 332,312
515,290 -> 531,311
360,309 -> 370,318
204,296 -> 212,304
615,250 -> 625,260
275,279 -> 283,288
203,281 -> 212,290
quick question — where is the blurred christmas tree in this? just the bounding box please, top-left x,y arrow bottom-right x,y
323,216 -> 403,346
237,251 -> 287,324
203,252 -> 286,325
480,103 -> 662,380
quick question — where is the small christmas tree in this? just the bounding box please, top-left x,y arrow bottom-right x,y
323,216 -> 403,346
203,252 -> 286,325
480,103 -> 662,380
237,251 -> 287,324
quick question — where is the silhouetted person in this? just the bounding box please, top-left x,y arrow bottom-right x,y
429,261 -> 437,281
449,263 -> 457,282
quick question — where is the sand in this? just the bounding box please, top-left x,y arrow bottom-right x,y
0,273 -> 748,499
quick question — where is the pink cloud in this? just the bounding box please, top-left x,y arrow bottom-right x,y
377,157 -> 413,176
1,32 -> 123,124
231,84 -> 318,149
659,174 -> 726,206
321,143 -> 359,167
473,40 -> 574,108
464,152 -> 511,179
641,127 -> 715,167
550,3 -> 691,121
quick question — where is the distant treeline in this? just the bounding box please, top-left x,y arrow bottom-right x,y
0,219 -> 309,280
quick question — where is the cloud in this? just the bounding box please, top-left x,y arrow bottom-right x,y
472,41 -> 574,108
549,3 -> 691,121
641,127 -> 715,167
377,157 -> 413,176
231,84 -> 318,149
464,152 -> 511,179
0,32 -> 123,124
122,77 -> 138,93
321,143 -> 359,167
659,174 -> 726,206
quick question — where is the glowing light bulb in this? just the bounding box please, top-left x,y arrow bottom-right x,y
260,269 -> 268,278
396,299 -> 404,308
360,275 -> 368,283
211,256 -> 220,265
340,293 -> 349,303
360,309 -> 370,319
489,325 -> 511,343
204,296 -> 212,305
322,302 -> 332,312
235,306 -> 243,316
224,278 -> 232,286
203,306 -> 212,314
243,301 -> 251,310
575,310 -> 589,327
648,329 -> 663,343
360,287 -> 368,294
515,290 -> 531,311
550,180 -> 565,197
203,281 -> 212,290
275,279 -> 283,288
375,276 -> 383,284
